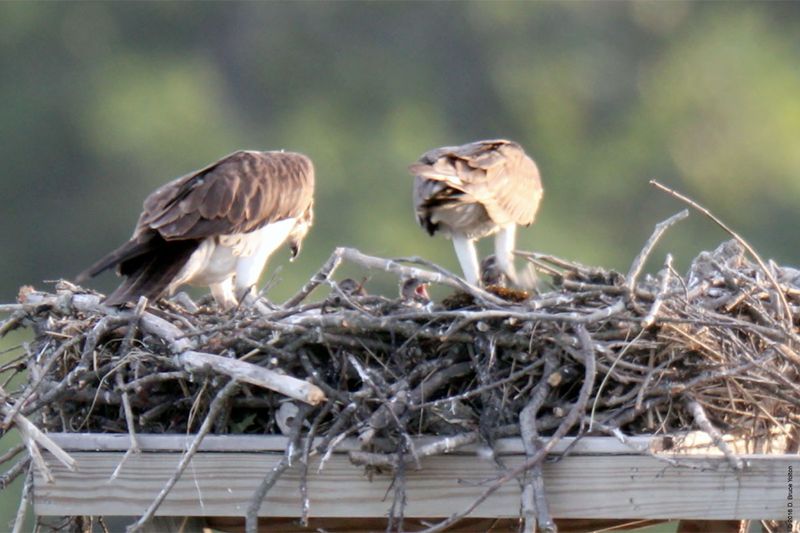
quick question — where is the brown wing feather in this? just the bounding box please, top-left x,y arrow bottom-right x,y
142,150 -> 314,241
411,139 -> 542,233
78,150 -> 315,296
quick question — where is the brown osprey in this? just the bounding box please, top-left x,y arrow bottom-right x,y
78,150 -> 315,308
410,139 -> 542,285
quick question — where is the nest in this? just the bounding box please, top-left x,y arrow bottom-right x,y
1,210 -> 799,532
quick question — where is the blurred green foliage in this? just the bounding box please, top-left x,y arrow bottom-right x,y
1,1 -> 800,304
1,1 -> 799,523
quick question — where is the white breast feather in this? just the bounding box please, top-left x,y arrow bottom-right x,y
173,218 -> 297,291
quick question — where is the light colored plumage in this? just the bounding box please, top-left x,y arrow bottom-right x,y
78,150 -> 315,308
410,139 -> 542,285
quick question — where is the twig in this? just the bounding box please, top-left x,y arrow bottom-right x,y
112,369 -> 140,481
650,180 -> 791,324
349,432 -> 480,469
300,402 -> 332,526
283,248 -> 344,308
126,379 -> 240,533
519,353 -> 558,533
0,456 -> 30,490
589,328 -> 647,430
2,395 -> 76,477
245,404 -> 309,533
685,397 -> 745,471
178,351 -> 325,405
387,445 -> 408,533
1,335 -> 84,429
0,443 -> 24,466
112,298 -> 147,479
417,325 -> 597,533
11,466 -> 32,533
413,360 -> 544,410
338,247 -> 507,306
123,371 -> 189,392
641,255 -> 674,328
0,310 -> 25,337
626,210 -> 689,293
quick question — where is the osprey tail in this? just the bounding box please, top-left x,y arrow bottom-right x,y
103,239 -> 198,306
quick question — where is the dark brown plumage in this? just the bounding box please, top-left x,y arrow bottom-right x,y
78,150 -> 315,307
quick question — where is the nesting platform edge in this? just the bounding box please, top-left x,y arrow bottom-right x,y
31,433 -> 798,521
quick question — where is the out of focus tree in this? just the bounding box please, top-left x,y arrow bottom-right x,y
0,1 -> 798,303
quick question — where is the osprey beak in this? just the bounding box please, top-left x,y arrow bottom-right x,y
289,241 -> 301,261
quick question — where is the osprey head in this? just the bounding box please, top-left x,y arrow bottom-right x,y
287,204 -> 314,261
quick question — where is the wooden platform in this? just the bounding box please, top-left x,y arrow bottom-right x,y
32,433 -> 798,521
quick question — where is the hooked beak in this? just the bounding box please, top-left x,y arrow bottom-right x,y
289,241 -> 301,261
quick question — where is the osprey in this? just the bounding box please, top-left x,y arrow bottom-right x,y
410,139 -> 542,286
78,150 -> 315,308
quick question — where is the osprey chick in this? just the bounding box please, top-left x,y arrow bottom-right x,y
411,139 -> 542,286
78,150 -> 315,308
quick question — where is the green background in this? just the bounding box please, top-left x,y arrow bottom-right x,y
2,1 -> 799,529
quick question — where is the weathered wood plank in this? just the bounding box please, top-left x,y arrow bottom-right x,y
48,432 -> 652,455
33,450 -> 797,520
45,430 -> 791,456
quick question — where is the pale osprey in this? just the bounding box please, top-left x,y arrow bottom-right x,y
410,139 -> 542,286
78,150 -> 315,308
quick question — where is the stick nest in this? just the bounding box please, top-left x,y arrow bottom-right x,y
2,231 -> 800,529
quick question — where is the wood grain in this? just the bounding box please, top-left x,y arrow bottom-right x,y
33,448 -> 797,520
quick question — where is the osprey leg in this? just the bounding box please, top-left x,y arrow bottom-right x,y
494,224 -> 519,285
452,234 -> 480,286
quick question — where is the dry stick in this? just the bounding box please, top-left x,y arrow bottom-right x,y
685,397 -> 745,471
641,255 -> 674,329
337,247 -> 507,306
349,432 -> 481,469
589,328 -> 647,430
358,359 -> 473,448
297,348 -> 349,403
351,354 -> 416,453
650,180 -> 792,325
112,371 -> 140,481
282,248 -> 345,308
300,402 -> 332,527
18,290 -> 194,353
123,371 -> 189,392
291,305 -> 627,333
387,444 -> 409,533
1,335 -> 84,429
178,350 -> 325,405
11,466 -> 32,533
0,443 -> 24,466
413,360 -> 544,410
245,404 -> 309,533
315,403 -> 358,460
417,325 -> 597,533
626,210 -> 689,293
519,353 -> 558,533
0,310 -> 25,337
0,456 -> 30,490
126,379 -> 240,533
111,298 -> 147,480
1,393 -> 76,479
